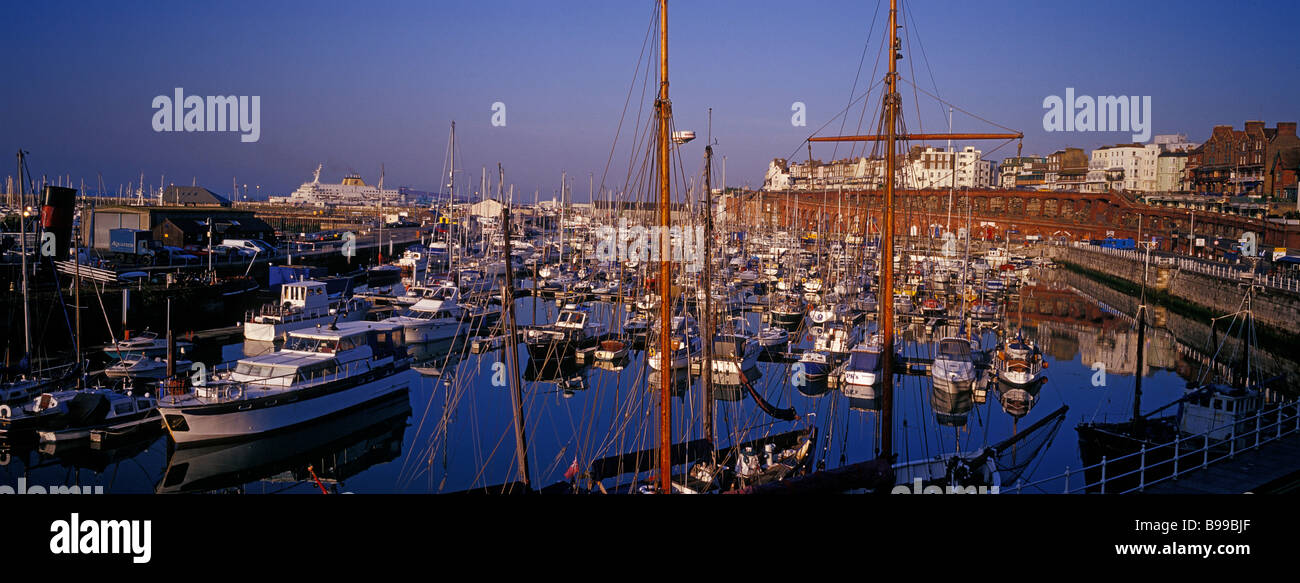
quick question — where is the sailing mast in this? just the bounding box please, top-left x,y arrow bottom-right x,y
702,108 -> 716,461
16,151 -> 32,363
879,0 -> 898,460
500,201 -> 531,488
656,0 -> 673,494
806,0 -> 1023,464
1133,214 -> 1148,425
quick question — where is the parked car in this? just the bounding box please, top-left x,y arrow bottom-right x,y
159,246 -> 199,265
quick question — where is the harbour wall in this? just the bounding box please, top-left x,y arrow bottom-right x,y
1047,245 -> 1300,338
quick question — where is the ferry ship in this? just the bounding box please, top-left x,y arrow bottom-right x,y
269,164 -> 407,207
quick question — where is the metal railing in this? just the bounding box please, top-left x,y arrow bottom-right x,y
1069,243 -> 1300,294
1009,399 -> 1300,494
183,359 -> 375,403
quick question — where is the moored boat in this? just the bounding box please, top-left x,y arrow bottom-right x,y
158,321 -> 411,446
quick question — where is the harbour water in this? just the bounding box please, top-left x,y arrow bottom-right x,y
2,267 -> 1289,494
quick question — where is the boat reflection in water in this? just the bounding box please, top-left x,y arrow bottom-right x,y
4,431 -> 159,478
156,390 -> 411,494
930,383 -> 973,427
994,378 -> 1045,420
647,369 -> 690,400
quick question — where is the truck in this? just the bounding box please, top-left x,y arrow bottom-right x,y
109,228 -> 154,255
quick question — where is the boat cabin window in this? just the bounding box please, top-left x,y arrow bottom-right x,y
337,337 -> 357,351
937,340 -> 972,359
284,336 -> 339,353
114,402 -> 134,415
138,400 -> 153,410
296,361 -> 338,379
557,311 -> 585,325
235,363 -> 299,379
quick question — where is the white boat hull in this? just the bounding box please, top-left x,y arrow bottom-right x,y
400,321 -> 461,344
160,374 -> 410,446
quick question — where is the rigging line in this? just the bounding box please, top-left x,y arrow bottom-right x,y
901,0 -> 949,125
780,77 -> 888,167
463,405 -> 516,490
901,2 -> 926,147
897,77 -> 1021,134
852,13 -> 891,161
832,0 -> 886,162
601,6 -> 659,201
605,9 -> 660,205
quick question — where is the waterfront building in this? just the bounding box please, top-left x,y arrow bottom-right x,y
999,156 -> 1048,189
1087,143 -> 1161,192
900,146 -> 996,189
1156,151 -> 1190,192
1188,121 -> 1300,197
1152,134 -> 1199,153
764,145 -> 994,191
1045,148 -> 1089,191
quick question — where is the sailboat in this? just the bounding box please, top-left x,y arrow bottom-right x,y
1,161 -> 82,405
1076,281 -> 1277,492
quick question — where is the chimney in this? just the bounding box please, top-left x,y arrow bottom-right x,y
1244,120 -> 1265,134
1278,122 -> 1297,137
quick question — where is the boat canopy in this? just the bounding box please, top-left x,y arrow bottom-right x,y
937,338 -> 972,360
848,350 -> 882,371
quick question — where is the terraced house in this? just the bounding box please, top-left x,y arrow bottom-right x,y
1188,121 -> 1300,197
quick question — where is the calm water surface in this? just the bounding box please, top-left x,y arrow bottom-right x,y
1,270 -> 1291,493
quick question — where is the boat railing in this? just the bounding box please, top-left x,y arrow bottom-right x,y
294,359 -> 370,388
1010,399 -> 1300,494
189,360 -> 372,401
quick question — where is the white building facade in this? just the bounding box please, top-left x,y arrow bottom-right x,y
1088,144 -> 1162,192
764,146 -> 993,191
901,146 -> 996,189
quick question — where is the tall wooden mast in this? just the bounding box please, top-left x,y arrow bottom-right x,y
878,0 -> 898,461
702,112 -> 716,458
804,0 -> 1021,464
656,0 -> 674,494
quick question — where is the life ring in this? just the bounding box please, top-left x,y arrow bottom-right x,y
226,385 -> 244,400
0,404 -> 9,419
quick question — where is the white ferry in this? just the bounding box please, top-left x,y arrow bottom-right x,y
268,164 -> 407,207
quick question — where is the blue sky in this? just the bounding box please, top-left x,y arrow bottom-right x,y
3,0 -> 1297,200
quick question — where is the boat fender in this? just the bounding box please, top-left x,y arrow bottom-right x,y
0,404 -> 9,419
